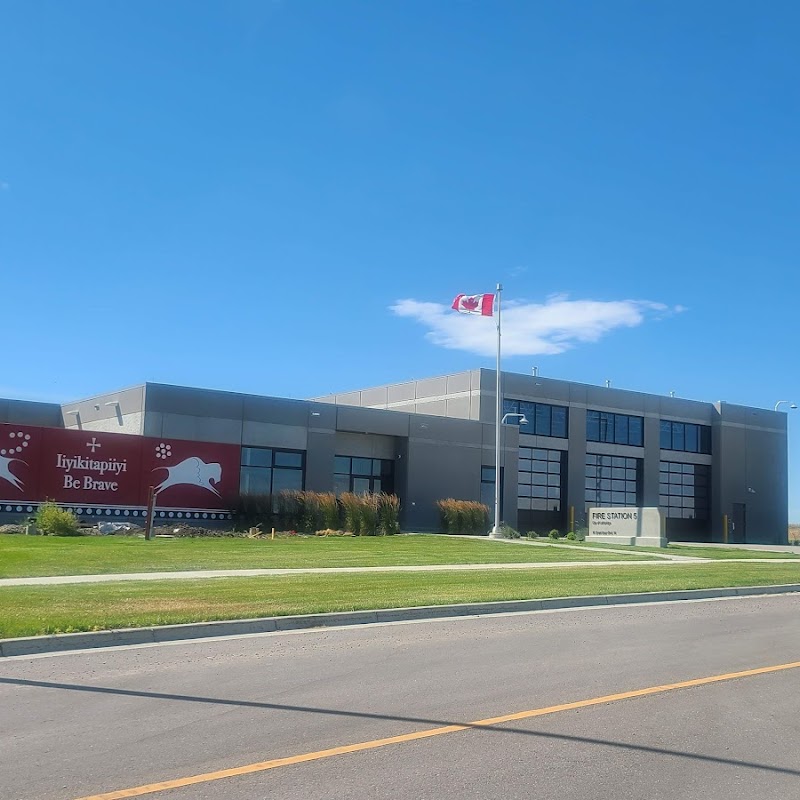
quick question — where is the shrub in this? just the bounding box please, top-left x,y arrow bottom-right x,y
275,490 -> 305,532
339,493 -> 362,535
436,499 -> 490,535
318,492 -> 341,531
437,498 -> 462,534
565,531 -> 577,541
358,493 -> 380,535
231,493 -> 275,530
498,525 -> 521,539
35,502 -> 80,536
547,529 -> 559,540
526,531 -> 538,540
226,490 -> 395,536
378,493 -> 401,535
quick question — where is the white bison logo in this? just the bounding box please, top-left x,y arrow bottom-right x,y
153,457 -> 222,497
0,454 -> 25,491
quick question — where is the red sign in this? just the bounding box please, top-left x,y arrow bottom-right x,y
0,423 -> 241,511
39,428 -> 144,506
140,435 -> 241,510
0,424 -> 43,501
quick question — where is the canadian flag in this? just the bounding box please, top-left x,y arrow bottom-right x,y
451,293 -> 494,316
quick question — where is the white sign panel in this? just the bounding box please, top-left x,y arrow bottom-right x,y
587,507 -> 666,547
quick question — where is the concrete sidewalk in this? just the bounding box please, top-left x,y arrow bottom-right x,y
4,556 -> 800,587
0,559 -> 699,587
671,540 -> 800,555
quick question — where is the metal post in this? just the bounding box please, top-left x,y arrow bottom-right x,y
723,514 -> 728,545
570,505 -> 575,534
490,283 -> 503,538
144,486 -> 156,541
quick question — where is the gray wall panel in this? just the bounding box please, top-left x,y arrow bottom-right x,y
143,411 -> 164,438
586,386 -> 646,413
446,397 -> 471,418
568,383 -> 589,406
642,416 -> 661,507
712,404 -> 788,543
415,377 -> 448,398
62,385 -> 146,432
566,406 -> 587,528
387,383 -> 416,403
242,421 -> 307,450
160,414 -> 243,444
0,399 -> 63,427
414,399 -> 446,416
242,396 -> 310,426
336,406 -> 409,437
72,413 -> 144,436
413,415 -> 480,445
403,440 -> 483,531
145,384 -> 243,419
446,373 -> 471,394
361,387 -> 388,407
305,431 -> 337,492
334,432 -> 396,459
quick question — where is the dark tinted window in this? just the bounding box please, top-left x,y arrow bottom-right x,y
587,411 -> 644,446
240,448 -> 305,496
334,456 -> 394,495
504,398 -> 568,438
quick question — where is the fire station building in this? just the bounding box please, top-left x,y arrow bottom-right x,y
0,370 -> 790,543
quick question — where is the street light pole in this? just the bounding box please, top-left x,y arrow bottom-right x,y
489,412 -> 529,538
774,401 -> 798,412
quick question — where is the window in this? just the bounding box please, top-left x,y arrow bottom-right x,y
333,456 -> 394,495
659,462 -> 710,519
503,399 -> 569,438
518,448 -> 564,512
585,455 -> 641,509
660,421 -> 712,454
240,448 -> 304,495
586,411 -> 644,446
481,466 -> 503,517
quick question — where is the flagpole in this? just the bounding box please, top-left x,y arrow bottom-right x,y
490,282 -> 503,538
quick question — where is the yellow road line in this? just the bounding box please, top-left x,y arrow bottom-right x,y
75,659 -> 800,800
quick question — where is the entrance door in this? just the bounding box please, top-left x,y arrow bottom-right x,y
731,503 -> 747,543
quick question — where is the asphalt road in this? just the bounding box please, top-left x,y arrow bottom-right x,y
1,595 -> 799,800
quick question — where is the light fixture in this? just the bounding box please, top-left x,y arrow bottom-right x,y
774,400 -> 798,412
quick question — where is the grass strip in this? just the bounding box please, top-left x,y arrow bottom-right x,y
1,562 -> 798,639
0,534 -> 656,578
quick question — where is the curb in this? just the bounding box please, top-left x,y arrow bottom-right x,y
2,583 -> 799,658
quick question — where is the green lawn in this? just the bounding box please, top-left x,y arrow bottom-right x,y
0,534 -> 658,578
2,562 -> 799,638
545,541 -> 800,559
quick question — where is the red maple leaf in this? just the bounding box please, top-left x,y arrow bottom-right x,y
461,296 -> 479,310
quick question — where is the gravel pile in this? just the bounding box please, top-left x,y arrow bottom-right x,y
153,525 -> 244,538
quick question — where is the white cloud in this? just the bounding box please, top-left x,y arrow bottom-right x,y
390,294 -> 684,357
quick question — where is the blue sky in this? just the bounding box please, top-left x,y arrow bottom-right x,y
2,1 -> 799,518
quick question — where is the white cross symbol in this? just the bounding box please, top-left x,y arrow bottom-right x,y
87,437 -> 102,453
